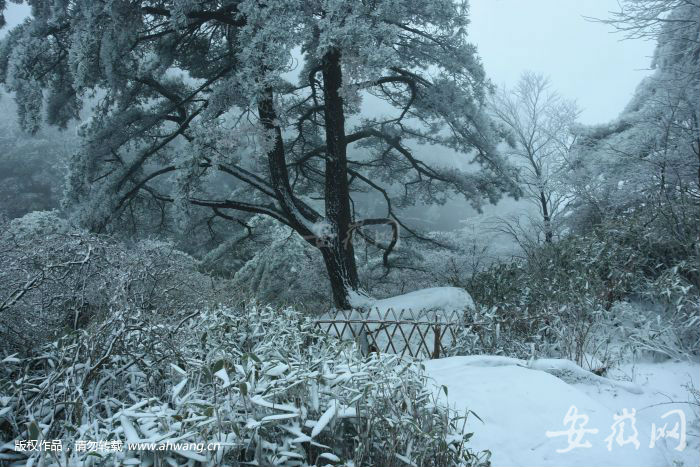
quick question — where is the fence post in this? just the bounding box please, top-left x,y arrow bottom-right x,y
432,324 -> 441,359
358,323 -> 370,357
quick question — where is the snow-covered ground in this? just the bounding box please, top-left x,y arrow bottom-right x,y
425,356 -> 700,467
332,286 -> 699,465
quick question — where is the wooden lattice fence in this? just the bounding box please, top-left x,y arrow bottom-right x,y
313,308 -> 463,359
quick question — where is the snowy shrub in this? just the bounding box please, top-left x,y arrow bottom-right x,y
0,212 -> 223,355
685,381 -> 700,426
0,304 -> 489,467
639,262 -> 700,355
610,300 -> 700,362
230,222 -> 331,311
457,253 -> 606,364
459,218 -> 699,366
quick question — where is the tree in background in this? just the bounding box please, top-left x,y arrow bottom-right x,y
567,0 -> 699,285
0,94 -> 76,219
461,0 -> 699,363
490,72 -> 579,245
0,0 -> 518,309
0,1 -> 7,28
591,0 -> 699,195
570,0 -> 699,227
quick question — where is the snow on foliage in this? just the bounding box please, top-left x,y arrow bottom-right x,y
0,303 -> 489,467
0,212 -> 222,355
0,0 -> 521,308
230,218 -> 331,308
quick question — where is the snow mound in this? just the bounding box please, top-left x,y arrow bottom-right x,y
366,286 -> 475,315
529,358 -> 643,394
425,356 -> 699,467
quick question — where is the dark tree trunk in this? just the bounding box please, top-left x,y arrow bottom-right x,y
320,49 -> 362,309
319,244 -> 360,310
258,89 -> 319,225
540,190 -> 553,243
255,52 -> 363,310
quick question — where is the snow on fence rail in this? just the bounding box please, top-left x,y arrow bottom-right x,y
313,308 -> 462,359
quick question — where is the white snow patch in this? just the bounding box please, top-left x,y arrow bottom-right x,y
318,452 -> 341,462
265,363 -> 289,377
347,289 -> 374,309
249,395 -> 299,414
424,356 -> 700,467
309,220 -> 333,238
170,363 -> 186,376
172,378 -> 188,398
368,287 -> 475,314
529,358 -> 643,394
214,368 -> 230,387
119,415 -> 141,443
345,286 -> 474,315
311,400 -> 338,438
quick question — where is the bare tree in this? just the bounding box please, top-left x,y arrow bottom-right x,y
490,72 -> 580,244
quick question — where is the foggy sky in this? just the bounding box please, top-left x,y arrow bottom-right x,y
469,0 -> 655,124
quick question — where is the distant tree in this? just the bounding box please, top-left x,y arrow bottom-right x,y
594,0 -> 699,190
0,0 -> 518,309
0,95 -> 75,219
0,1 -> 6,28
568,0 -> 699,286
598,0 -> 698,43
490,72 -> 579,244
572,0 -> 699,219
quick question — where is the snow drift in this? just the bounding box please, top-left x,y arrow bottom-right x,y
425,356 -> 699,467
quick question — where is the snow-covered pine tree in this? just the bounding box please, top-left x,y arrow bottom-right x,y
568,0 -> 699,234
0,0 -> 519,308
565,0 -> 699,290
